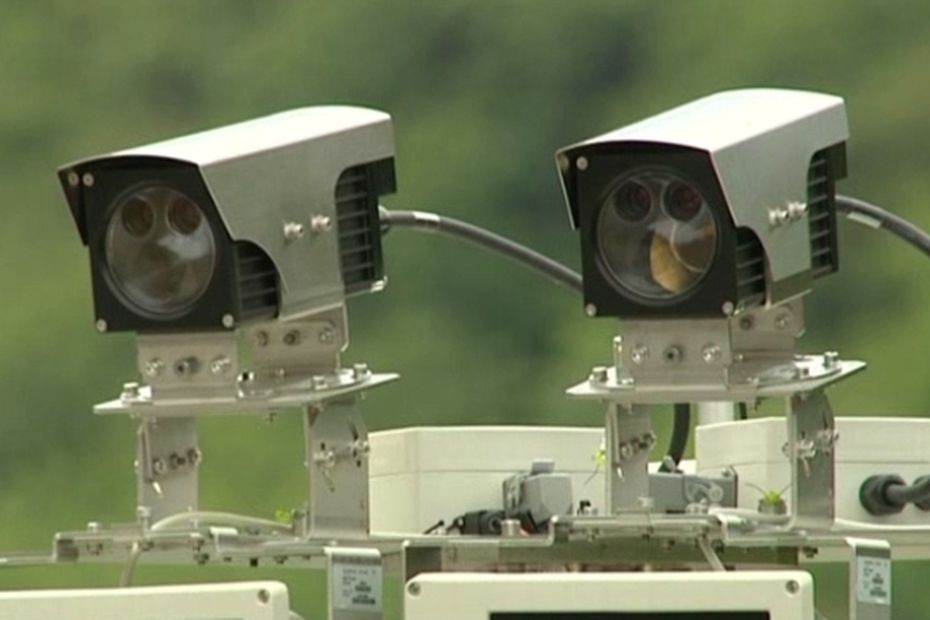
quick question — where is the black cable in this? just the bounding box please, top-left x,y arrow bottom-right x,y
836,195 -> 930,259
884,477 -> 930,506
379,207 -> 583,294
380,207 -> 695,467
659,403 -> 691,472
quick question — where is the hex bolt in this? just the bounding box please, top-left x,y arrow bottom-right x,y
787,201 -> 808,220
590,366 -> 609,384
823,350 -> 839,370
775,312 -> 793,330
310,215 -> 333,233
210,356 -> 232,375
144,358 -> 165,378
618,442 -> 635,461
701,345 -> 722,364
121,382 -> 140,401
352,363 -> 370,380
151,458 -> 167,476
630,345 -> 649,365
283,221 -> 305,241
318,327 -> 335,344
768,207 -> 790,227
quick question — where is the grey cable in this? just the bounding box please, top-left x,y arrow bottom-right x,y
836,195 -> 930,258
379,207 -> 583,294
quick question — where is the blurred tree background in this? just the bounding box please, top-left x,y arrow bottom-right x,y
1,0 -> 930,617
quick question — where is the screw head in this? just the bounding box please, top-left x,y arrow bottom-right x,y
144,358 -> 165,377
151,458 -> 167,475
318,327 -> 335,344
775,312 -> 792,330
67,171 -> 80,187
257,589 -> 270,604
81,173 -> 95,187
785,579 -> 800,594
352,362 -> 370,380
310,215 -> 332,233
576,156 -> 589,171
631,345 -> 649,365
283,330 -> 301,346
589,366 -> 609,384
584,303 -> 597,317
721,301 -> 735,316
283,221 -> 305,241
94,319 -> 108,333
407,581 -> 421,597
221,313 -> 235,329
701,344 -> 722,364
210,355 -> 232,375
253,330 -> 269,347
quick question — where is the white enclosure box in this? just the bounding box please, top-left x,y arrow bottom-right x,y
0,581 -> 290,620
405,571 -> 814,619
697,417 -> 930,524
369,426 -> 605,534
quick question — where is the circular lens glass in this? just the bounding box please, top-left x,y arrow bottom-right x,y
104,186 -> 216,316
596,171 -> 717,300
610,181 -> 652,223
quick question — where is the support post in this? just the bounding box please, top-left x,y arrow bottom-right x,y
605,403 -> 655,512
305,398 -> 371,538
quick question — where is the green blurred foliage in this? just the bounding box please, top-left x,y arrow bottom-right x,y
1,1 -> 930,617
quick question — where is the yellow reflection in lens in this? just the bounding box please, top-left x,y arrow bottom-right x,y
649,222 -> 716,294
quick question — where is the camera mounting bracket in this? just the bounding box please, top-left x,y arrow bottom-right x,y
94,306 -> 396,535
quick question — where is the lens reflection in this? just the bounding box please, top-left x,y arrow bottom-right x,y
105,186 -> 215,316
597,171 -> 717,300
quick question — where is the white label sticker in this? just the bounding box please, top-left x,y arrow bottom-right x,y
857,556 -> 891,605
332,560 -> 383,612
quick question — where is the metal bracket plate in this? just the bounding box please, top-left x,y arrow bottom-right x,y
787,390 -> 836,529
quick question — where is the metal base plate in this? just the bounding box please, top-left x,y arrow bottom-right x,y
95,372 -> 398,417
568,357 -> 865,404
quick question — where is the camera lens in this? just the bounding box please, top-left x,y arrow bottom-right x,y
597,171 -> 717,300
120,197 -> 155,237
611,181 -> 652,222
105,186 -> 216,316
665,182 -> 704,221
166,196 -> 203,235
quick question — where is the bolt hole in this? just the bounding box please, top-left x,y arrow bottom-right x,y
785,580 -> 800,594
257,589 -> 270,604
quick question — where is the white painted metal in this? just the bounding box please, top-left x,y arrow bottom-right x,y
0,581 -> 290,620
405,571 -> 814,619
